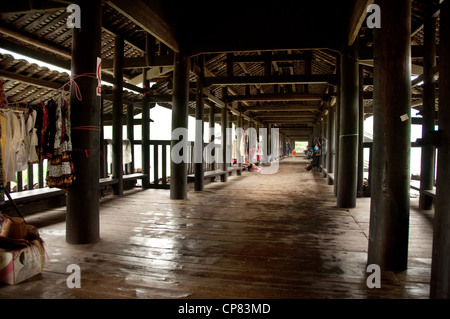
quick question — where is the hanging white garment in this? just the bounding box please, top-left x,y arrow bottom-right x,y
3,111 -> 17,182
123,139 -> 132,164
15,113 -> 28,172
26,109 -> 39,163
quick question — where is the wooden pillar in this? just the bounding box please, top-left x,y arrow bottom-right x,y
267,123 -> 272,163
337,44 -> 359,209
170,53 -> 189,199
237,103 -> 243,169
430,0 -> 450,299
209,100 -> 216,172
357,65 -> 365,197
66,0 -> 101,244
112,36 -> 124,195
334,58 -> 341,197
367,0 -> 411,272
327,103 -> 335,185
195,56 -> 205,191
99,97 -> 107,178
419,14 -> 437,210
127,104 -> 135,175
221,87 -> 228,182
321,116 -> 326,175
141,71 -> 151,189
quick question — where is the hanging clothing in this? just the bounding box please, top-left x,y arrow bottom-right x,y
123,139 -> 132,165
15,113 -> 28,172
26,109 -> 39,164
42,99 -> 56,159
46,97 -> 74,189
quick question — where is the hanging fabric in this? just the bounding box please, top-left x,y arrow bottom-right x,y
46,96 -> 74,189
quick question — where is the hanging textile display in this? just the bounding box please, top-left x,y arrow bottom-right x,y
0,92 -> 75,191
46,96 -> 75,189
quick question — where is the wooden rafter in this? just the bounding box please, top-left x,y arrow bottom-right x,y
106,0 -> 179,53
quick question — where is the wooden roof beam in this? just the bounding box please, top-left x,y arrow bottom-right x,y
348,0 -> 374,46
244,104 -> 320,112
0,1 -> 68,14
101,55 -> 174,69
107,0 -> 179,53
229,93 -> 326,102
204,74 -> 336,87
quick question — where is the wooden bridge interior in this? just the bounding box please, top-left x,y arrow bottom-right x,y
0,0 -> 449,301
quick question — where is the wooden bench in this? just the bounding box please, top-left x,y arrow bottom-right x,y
187,166 -> 244,183
99,173 -> 147,188
410,180 -> 436,198
5,187 -> 66,205
2,187 -> 67,216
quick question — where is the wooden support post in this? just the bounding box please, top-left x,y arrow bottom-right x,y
141,78 -> 151,188
170,52 -> 189,199
209,100 -> 216,172
38,162 -> 44,188
322,111 -> 328,178
267,123 -> 272,163
141,34 -> 152,189
66,0 -> 101,244
357,65 -> 365,197
419,15 -> 437,210
16,172 -> 22,192
127,104 -> 135,174
112,36 -> 124,196
430,0 -> 450,299
100,97 -> 107,178
334,58 -> 341,197
221,87 -> 228,182
237,103 -> 243,170
327,102 -> 335,185
368,0 -> 411,272
337,44 -> 359,208
195,56 -> 205,191
27,164 -> 33,190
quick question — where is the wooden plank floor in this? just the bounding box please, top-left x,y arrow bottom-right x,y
0,157 -> 432,299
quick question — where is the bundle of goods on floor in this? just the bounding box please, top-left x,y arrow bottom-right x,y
0,215 -> 45,285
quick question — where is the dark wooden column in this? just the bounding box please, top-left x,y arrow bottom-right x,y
195,56 -> 205,191
237,103 -> 243,169
337,44 -> 359,208
430,0 -> 450,299
66,0 -> 101,244
141,72 -> 151,189
170,53 -> 189,199
127,104 -> 135,174
419,14 -> 437,210
267,123 -> 272,163
221,88 -> 228,182
326,101 -> 335,185
100,97 -> 107,178
321,114 -> 327,176
334,58 -> 341,197
112,36 -> 124,195
367,0 -> 411,272
209,100 -> 216,171
357,65 -> 365,197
